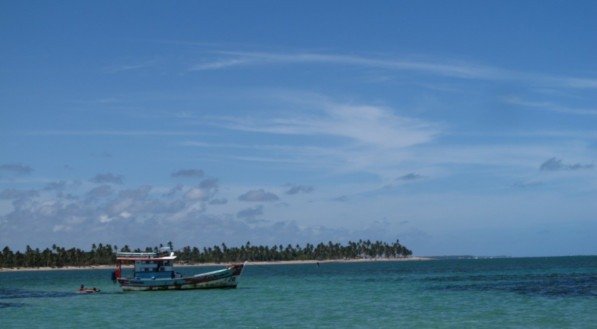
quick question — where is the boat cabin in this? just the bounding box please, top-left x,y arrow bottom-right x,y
115,248 -> 179,280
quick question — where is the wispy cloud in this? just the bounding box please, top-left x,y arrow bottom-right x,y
178,91 -> 594,182
104,60 -> 157,74
190,50 -> 597,89
505,97 -> 597,116
191,51 -> 503,80
191,94 -> 440,179
208,96 -> 439,150
192,58 -> 251,71
450,130 -> 597,140
555,77 -> 597,90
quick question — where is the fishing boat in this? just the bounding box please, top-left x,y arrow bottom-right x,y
78,285 -> 101,294
113,247 -> 245,291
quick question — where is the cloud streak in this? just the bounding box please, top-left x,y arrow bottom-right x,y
191,51 -> 504,80
191,51 -> 597,90
190,94 -> 441,179
505,97 -> 597,116
103,60 -> 157,74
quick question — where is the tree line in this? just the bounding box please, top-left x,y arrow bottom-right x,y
0,240 -> 412,268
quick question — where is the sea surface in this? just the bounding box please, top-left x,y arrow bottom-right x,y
1,256 -> 596,328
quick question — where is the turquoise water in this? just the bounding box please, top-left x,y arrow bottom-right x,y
1,257 -> 596,328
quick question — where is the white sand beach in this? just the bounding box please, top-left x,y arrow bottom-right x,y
0,256 -> 431,272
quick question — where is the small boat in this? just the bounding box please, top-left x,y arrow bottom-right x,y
113,247 -> 245,291
78,285 -> 101,294
78,289 -> 100,294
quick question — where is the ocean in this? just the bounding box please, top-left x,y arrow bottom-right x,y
1,256 -> 595,328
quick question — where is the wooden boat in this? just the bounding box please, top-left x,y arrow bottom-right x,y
113,248 -> 245,291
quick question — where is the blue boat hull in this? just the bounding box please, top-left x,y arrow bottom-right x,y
117,264 -> 245,291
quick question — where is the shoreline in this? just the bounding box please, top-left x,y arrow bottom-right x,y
0,256 -> 432,272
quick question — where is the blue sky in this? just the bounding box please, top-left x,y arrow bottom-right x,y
1,1 -> 596,256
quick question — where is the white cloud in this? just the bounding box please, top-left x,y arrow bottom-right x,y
184,187 -> 206,201
119,211 -> 132,219
52,224 -> 72,232
196,95 -> 440,180
210,98 -> 438,149
99,214 -> 112,223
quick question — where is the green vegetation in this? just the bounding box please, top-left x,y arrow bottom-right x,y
0,240 -> 412,268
